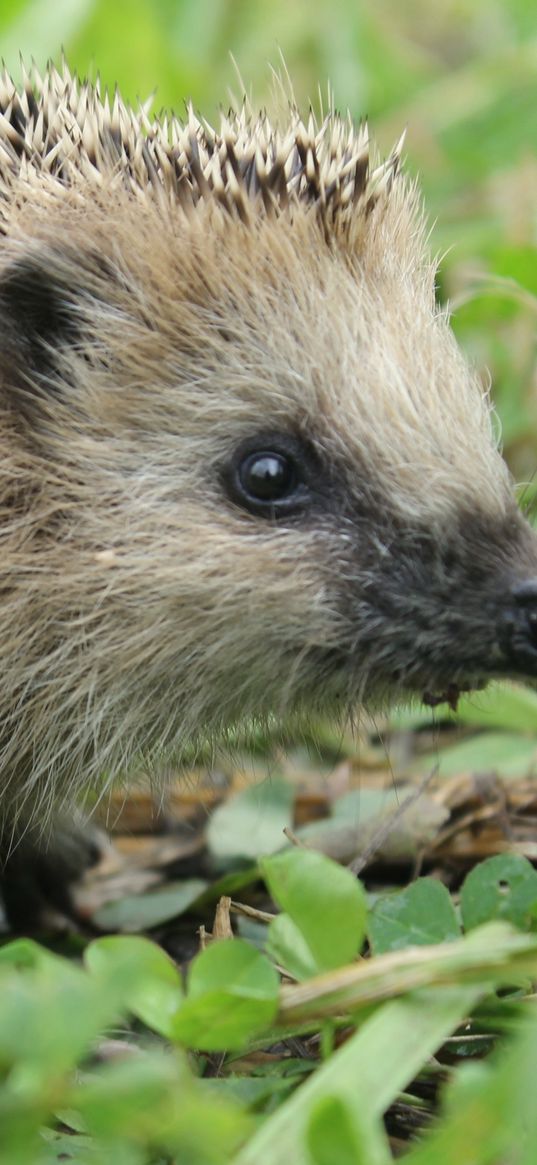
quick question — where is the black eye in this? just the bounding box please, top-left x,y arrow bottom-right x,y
224,433 -> 318,518
239,451 -> 295,502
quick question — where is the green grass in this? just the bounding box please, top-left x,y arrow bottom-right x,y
3,853 -> 537,1162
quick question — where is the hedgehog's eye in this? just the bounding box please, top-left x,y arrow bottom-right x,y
225,433 -> 316,518
239,451 -> 296,502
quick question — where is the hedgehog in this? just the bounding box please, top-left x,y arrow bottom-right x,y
0,61 -> 536,919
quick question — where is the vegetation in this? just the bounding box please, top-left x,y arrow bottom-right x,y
3,849 -> 537,1163
0,0 -> 536,1162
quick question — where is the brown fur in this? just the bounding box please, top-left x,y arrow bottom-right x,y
0,62 -> 535,838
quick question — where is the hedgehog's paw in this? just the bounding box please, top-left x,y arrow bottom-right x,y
0,819 -> 102,932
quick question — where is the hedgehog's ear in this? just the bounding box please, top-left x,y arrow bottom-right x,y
0,248 -> 86,407
0,246 -> 119,414
0,255 -> 80,389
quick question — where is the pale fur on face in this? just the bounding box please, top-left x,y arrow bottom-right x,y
0,63 -> 534,826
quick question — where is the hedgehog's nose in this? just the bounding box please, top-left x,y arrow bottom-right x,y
512,580 -> 537,603
500,580 -> 537,673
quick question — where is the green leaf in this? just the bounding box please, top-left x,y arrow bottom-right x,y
418,731 -> 537,778
405,1012 -> 537,1165
369,879 -> 461,954
279,924 -> 537,1028
207,777 -> 294,859
306,1094 -> 391,1165
170,939 -> 279,1051
0,937 -> 63,971
388,682 -> 537,736
443,682 -> 537,733
93,878 -> 208,931
85,935 -> 183,1036
267,913 -> 322,980
461,854 -> 537,932
72,1049 -> 250,1160
236,985 -> 483,1165
0,957 -> 120,1075
262,849 -> 367,976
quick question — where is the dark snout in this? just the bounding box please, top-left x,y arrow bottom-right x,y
500,580 -> 537,676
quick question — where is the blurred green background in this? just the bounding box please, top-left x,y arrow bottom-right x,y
1,0 -> 536,490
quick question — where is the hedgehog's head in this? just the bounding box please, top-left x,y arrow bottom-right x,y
0,64 -> 536,762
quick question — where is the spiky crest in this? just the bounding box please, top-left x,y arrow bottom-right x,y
0,60 -> 404,232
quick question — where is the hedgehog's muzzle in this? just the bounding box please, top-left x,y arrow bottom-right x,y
500,580 -> 537,674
